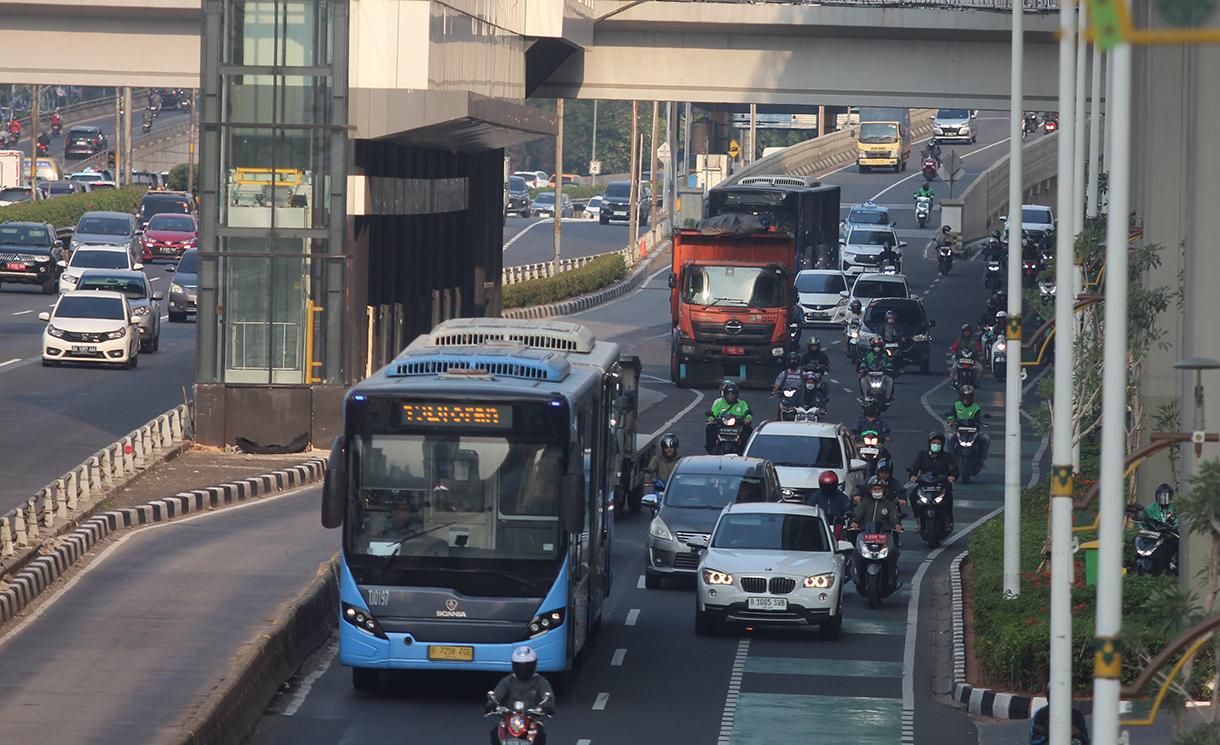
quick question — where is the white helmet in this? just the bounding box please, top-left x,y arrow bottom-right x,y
511,645 -> 538,679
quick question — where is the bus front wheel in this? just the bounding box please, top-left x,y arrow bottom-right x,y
352,666 -> 380,691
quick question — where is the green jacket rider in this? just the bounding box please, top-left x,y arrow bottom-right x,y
914,183 -> 935,201
1142,483 -> 1177,528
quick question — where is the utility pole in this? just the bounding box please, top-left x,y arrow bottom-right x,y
1091,26 -> 1132,745
591,100 -> 598,179
113,90 -> 121,182
683,102 -> 691,193
649,101 -> 659,234
187,88 -> 197,193
666,101 -> 676,224
122,86 -> 133,188
1071,14 -> 1088,474
1002,0 -> 1024,600
749,103 -> 757,164
552,98 -> 563,276
1048,3 -> 1078,745
1086,48 -> 1103,219
629,101 -> 639,261
29,85 -> 39,200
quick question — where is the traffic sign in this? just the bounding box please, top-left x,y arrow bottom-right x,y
728,140 -> 741,159
936,151 -> 966,197
657,142 -> 671,163
589,160 -> 601,176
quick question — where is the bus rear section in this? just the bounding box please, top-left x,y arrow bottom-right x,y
322,318 -> 626,689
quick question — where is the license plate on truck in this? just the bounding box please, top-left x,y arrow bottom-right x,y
747,597 -> 787,611
427,645 -> 474,661
722,346 -> 744,355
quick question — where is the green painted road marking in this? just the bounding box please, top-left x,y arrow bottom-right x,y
745,657 -> 903,678
731,692 -> 901,745
842,618 -> 906,636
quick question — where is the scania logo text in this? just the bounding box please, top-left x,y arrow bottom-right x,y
437,598 -> 467,618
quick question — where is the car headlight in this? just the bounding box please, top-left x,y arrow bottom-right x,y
912,333 -> 930,342
47,325 -> 65,338
702,569 -> 733,585
804,573 -> 836,589
62,273 -> 77,283
132,306 -> 150,316
170,283 -> 184,294
183,238 -> 196,245
34,256 -> 49,263
649,516 -> 674,542
105,327 -> 127,340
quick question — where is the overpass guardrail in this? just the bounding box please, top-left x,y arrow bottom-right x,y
955,131 -> 1059,244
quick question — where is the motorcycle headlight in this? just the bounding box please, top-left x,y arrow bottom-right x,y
105,327 -> 127,340
702,568 -> 733,585
47,325 -> 66,338
849,329 -> 859,339
1135,546 -> 1157,557
171,283 -> 184,294
996,341 -> 1007,352
804,573 -> 836,589
934,495 -> 944,503
723,416 -> 736,427
649,517 -> 674,542
912,333 -> 930,342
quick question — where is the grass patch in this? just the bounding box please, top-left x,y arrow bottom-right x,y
0,185 -> 148,228
503,254 -> 628,309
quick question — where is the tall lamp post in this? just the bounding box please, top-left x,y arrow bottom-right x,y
1175,358 -> 1220,455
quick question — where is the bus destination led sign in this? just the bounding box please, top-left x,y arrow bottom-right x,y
401,403 -> 512,428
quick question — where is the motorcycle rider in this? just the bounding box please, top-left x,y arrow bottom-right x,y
981,229 -> 1007,263
50,109 -> 61,129
852,397 -> 893,443
914,181 -> 935,202
705,381 -> 753,454
801,336 -> 832,373
923,140 -> 942,163
857,337 -> 894,404
878,240 -> 901,271
855,459 -> 907,505
772,352 -> 806,396
486,646 -> 555,745
7,117 -> 20,142
908,432 -> 960,531
799,370 -> 829,410
1029,686 -> 1090,745
850,481 -> 905,540
949,324 -> 983,388
645,433 -> 681,488
880,310 -> 902,343
36,130 -> 50,154
1140,483 -> 1178,528
807,471 -> 853,524
946,385 -> 991,465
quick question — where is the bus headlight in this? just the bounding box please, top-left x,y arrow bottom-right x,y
522,608 -> 566,639
342,601 -> 388,639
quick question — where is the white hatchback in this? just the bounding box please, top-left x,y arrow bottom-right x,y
40,290 -> 140,368
693,502 -> 851,637
794,269 -> 849,327
848,273 -> 911,311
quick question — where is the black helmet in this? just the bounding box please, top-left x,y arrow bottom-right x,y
992,229 -> 1002,240
1155,483 -> 1174,507
512,646 -> 538,679
876,457 -> 893,476
941,225 -> 952,234
923,181 -> 931,189
787,352 -> 802,368
660,433 -> 679,451
722,381 -> 740,399
960,385 -> 975,404
849,299 -> 862,312
961,323 -> 973,335
861,396 -> 879,415
928,430 -> 946,445
807,336 -> 821,351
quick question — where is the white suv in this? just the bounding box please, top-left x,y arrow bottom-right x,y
932,109 -> 977,144
693,502 -> 851,637
840,226 -> 905,275
848,273 -> 911,311
742,421 -> 866,504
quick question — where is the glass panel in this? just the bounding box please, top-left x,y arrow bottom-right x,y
221,255 -> 308,384
224,75 -> 331,125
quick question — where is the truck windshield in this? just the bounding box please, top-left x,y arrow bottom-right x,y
682,265 -> 785,308
345,434 -> 564,563
859,122 -> 899,144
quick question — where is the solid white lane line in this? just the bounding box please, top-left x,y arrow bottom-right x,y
12,310 -> 32,316
592,692 -> 610,710
501,217 -> 584,253
0,358 -> 21,368
625,608 -> 640,626
611,648 -> 626,667
644,388 -> 706,443
149,276 -> 162,282
636,575 -> 646,589
717,638 -> 750,745
283,639 -> 338,716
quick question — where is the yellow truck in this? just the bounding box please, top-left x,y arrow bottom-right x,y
856,108 -> 911,174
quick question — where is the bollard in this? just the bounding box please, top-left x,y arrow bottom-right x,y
89,455 -> 104,494
124,435 -> 136,473
25,500 -> 39,543
159,414 -> 172,448
67,470 -> 81,511
42,486 -> 55,528
56,478 -> 69,519
109,443 -> 123,482
0,516 -> 12,558
13,508 -> 27,548
171,407 -> 184,441
144,424 -> 155,460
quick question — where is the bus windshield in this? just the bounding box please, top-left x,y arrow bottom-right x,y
682,265 -> 785,308
346,433 -> 564,565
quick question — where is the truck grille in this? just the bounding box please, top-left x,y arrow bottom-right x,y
692,321 -> 773,344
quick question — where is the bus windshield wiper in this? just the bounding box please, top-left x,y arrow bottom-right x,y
377,521 -> 458,577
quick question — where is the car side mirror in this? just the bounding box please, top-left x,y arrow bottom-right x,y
152,292 -> 164,301
133,263 -> 144,271
166,264 -> 176,272
899,241 -> 908,248
57,260 -> 67,268
849,458 -> 867,472
668,272 -> 677,289
837,540 -> 854,554
839,291 -> 849,298
641,494 -> 660,511
38,312 -> 50,322
686,534 -> 710,550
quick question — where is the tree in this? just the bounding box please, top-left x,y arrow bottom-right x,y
167,163 -> 198,192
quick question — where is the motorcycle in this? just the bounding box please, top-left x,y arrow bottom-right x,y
142,119 -> 152,135
777,386 -> 801,421
989,335 -> 1008,381
35,140 -> 48,157
645,479 -> 666,516
1022,113 -> 1039,139
4,130 -> 18,147
1022,259 -> 1040,289
1124,505 -> 1179,577
861,365 -> 892,410
985,258 -> 1003,290
921,155 -> 937,182
911,473 -> 953,548
1036,277 -> 1056,306
937,244 -> 954,275
844,318 -> 862,361
950,419 -> 986,483
880,258 -> 899,275
50,120 -> 61,137
852,521 -> 901,609
952,347 -> 979,389
710,412 -> 746,456
1043,115 -> 1058,134
915,195 -> 932,228
856,429 -> 891,479
486,692 -> 553,745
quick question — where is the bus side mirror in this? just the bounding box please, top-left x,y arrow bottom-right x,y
562,471 -> 586,535
321,435 -> 347,529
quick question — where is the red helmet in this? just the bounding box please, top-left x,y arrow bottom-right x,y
818,470 -> 840,488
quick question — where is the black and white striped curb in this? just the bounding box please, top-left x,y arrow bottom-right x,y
502,243 -> 670,320
950,551 -> 1047,719
0,457 -> 326,627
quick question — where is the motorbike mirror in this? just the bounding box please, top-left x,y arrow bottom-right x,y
641,494 -> 660,511
849,458 -> 867,473
999,216 -> 1008,223
837,540 -> 854,554
686,534 -> 710,550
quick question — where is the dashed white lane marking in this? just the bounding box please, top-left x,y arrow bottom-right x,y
842,387 -> 854,394
644,388 -> 706,443
12,310 -> 32,315
149,276 -> 161,282
592,692 -> 610,710
717,637 -> 750,745
611,648 -> 626,666
636,575 -> 646,589
625,608 -> 640,626
829,377 -> 840,384
0,358 -> 20,368
283,638 -> 338,715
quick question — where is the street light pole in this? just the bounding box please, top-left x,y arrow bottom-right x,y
1086,46 -> 1103,220
1003,0 -> 1025,600
1049,1 -> 1078,743
1091,29 -> 1132,745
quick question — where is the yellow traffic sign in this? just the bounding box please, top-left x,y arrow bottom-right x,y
728,140 -> 741,159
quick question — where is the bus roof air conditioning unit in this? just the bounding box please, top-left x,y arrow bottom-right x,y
425,318 -> 596,354
390,346 -> 571,382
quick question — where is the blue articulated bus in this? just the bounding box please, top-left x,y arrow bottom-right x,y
322,318 -> 637,690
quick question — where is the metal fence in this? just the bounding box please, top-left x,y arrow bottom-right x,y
0,404 -> 191,560
503,244 -> 638,285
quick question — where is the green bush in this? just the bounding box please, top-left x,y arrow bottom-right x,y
503,254 -> 627,309
0,185 -> 147,228
167,163 -> 198,192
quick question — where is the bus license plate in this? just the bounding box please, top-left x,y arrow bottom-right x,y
722,346 -> 745,355
427,645 -> 474,661
747,597 -> 787,611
